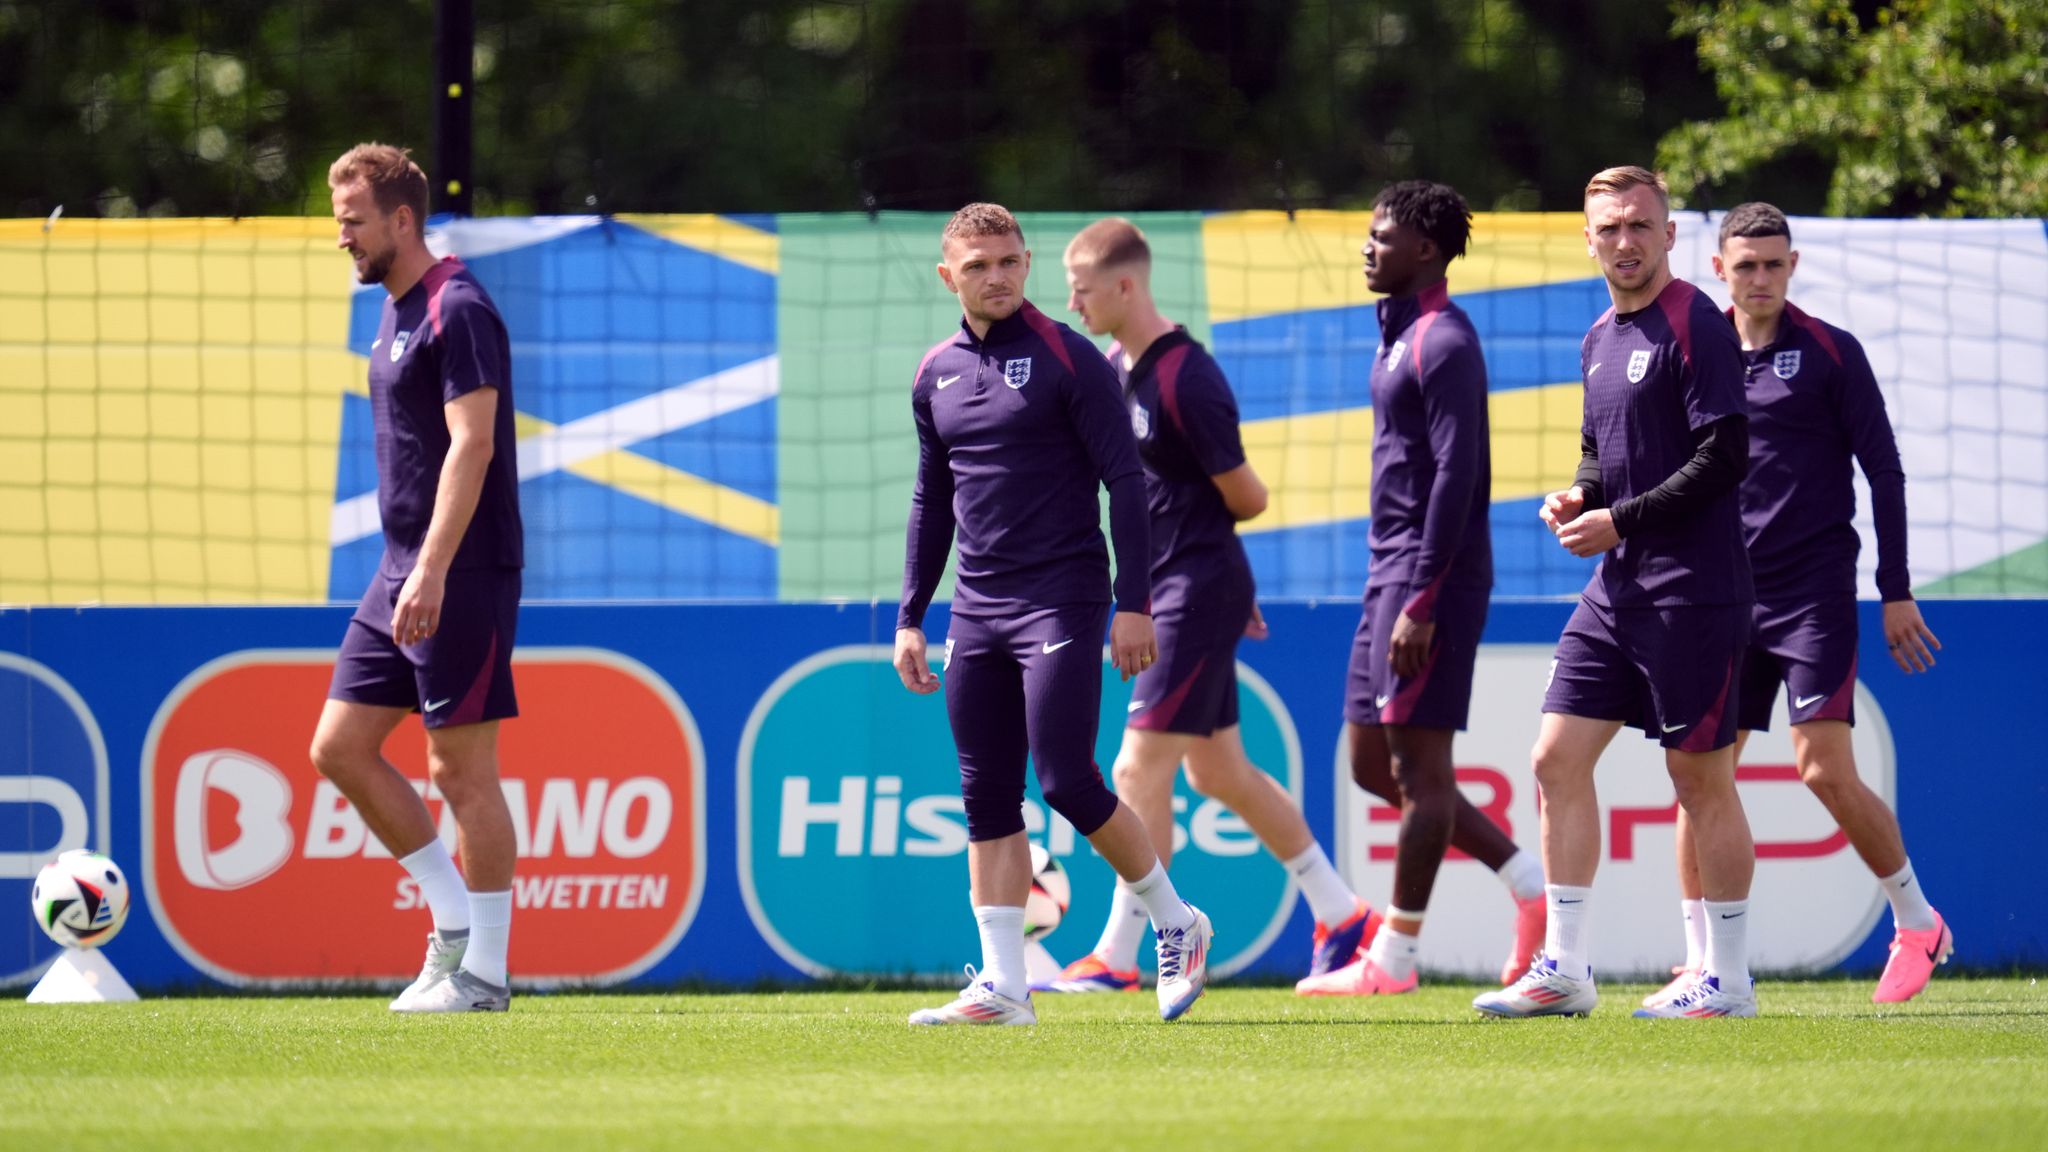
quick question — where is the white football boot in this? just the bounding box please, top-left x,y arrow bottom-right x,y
1155,902 -> 1213,1022
1472,955 -> 1599,1018
389,929 -> 468,1011
907,966 -> 1037,1026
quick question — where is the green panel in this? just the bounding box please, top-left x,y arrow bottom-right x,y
1913,538 -> 2048,597
776,211 -> 1209,601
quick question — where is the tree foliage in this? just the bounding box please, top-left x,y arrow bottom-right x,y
0,0 -> 1726,216
1658,0 -> 2048,216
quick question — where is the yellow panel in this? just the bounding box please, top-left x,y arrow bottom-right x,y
1238,405 -> 1375,533
571,450 -> 781,546
1203,211 -> 1595,324
1234,380 -> 1586,535
511,410 -> 780,546
1489,381 -> 1586,500
621,214 -> 780,275
0,218 -> 353,603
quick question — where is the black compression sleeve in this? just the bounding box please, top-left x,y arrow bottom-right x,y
1610,415 -> 1748,537
1573,429 -> 1606,509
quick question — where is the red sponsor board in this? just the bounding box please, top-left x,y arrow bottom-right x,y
141,649 -> 703,986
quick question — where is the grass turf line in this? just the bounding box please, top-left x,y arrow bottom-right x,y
2,979 -> 2043,1151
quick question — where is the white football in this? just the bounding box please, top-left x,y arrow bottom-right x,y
1024,842 -> 1071,942
31,849 -> 131,950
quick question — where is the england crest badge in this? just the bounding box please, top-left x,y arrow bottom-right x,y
1131,402 -> 1151,439
1004,358 -> 1032,389
1773,350 -> 1801,380
1626,349 -> 1652,383
389,330 -> 411,362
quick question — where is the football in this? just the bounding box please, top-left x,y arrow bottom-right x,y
1024,843 -> 1070,942
31,849 -> 132,950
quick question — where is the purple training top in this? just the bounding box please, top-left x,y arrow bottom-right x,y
368,256 -> 522,579
1112,328 -> 1252,616
1734,302 -> 1910,602
1579,276 -> 1751,608
898,301 -> 1152,628
1368,279 -> 1493,620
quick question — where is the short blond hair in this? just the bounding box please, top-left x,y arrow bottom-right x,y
1065,217 -> 1151,270
1584,165 -> 1670,213
329,143 -> 430,226
942,202 -> 1024,248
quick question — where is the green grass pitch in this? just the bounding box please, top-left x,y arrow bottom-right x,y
4,980 -> 2045,1150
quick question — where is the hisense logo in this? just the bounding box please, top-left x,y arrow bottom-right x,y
775,775 -> 1260,860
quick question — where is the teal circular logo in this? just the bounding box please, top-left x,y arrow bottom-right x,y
738,645 -> 1301,978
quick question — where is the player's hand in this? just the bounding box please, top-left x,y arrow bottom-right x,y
1541,486 -> 1587,534
1387,611 -> 1435,679
1557,508 -> 1620,557
392,565 -> 447,647
1883,599 -> 1941,674
1244,603 -> 1269,641
1110,611 -> 1157,682
893,627 -> 941,694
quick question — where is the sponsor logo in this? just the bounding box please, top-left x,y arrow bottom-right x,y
1004,358 -> 1032,389
423,697 -> 451,713
1385,340 -> 1407,372
1127,700 -> 1148,713
1336,645 -> 1892,978
1375,693 -> 1393,709
936,374 -> 961,389
0,654 -> 111,986
1627,349 -> 1652,383
740,646 -> 1301,979
1042,639 -> 1073,654
1794,693 -> 1827,709
1661,722 -> 1686,733
1774,350 -> 1801,380
1588,362 -> 1602,378
142,648 -> 704,987
389,330 -> 410,362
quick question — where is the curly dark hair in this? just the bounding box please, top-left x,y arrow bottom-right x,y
1373,181 -> 1472,263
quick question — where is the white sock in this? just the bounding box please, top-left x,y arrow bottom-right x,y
1282,843 -> 1357,927
1880,861 -> 1937,932
462,890 -> 511,987
973,905 -> 1028,1000
1369,913 -> 1423,981
1093,883 -> 1149,971
398,842 -> 470,934
1703,898 -> 1750,986
1544,884 -> 1593,981
1128,861 -> 1195,933
1682,898 -> 1708,971
1497,849 -> 1546,902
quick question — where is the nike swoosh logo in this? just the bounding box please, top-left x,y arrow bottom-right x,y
1794,693 -> 1827,708
1127,700 -> 1148,712
936,374 -> 962,389
1557,898 -> 1583,905
1719,912 -> 1745,920
1042,639 -> 1073,653
1924,938 -> 1943,963
424,698 -> 451,713
372,338 -> 383,351
1588,363 -> 1601,377
1661,722 -> 1686,733
1375,694 -> 1393,708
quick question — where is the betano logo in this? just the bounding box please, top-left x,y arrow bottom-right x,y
738,644 -> 1302,979
141,648 -> 705,987
1335,645 -> 1895,978
0,653 -> 111,986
